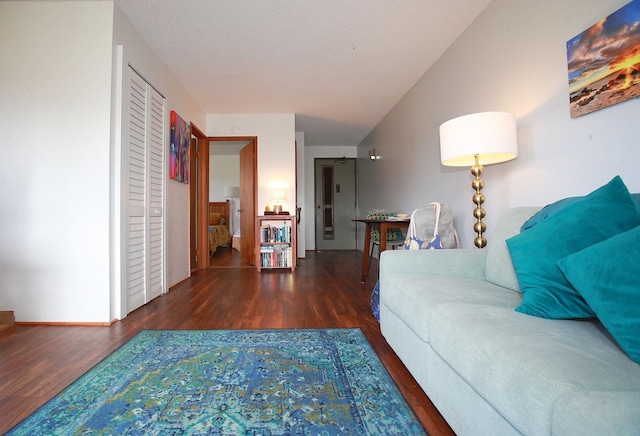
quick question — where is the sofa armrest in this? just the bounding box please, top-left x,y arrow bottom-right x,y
380,249 -> 487,281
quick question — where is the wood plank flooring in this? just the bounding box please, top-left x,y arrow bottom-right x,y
0,249 -> 454,435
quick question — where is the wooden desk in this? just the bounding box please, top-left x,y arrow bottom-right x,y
353,218 -> 410,283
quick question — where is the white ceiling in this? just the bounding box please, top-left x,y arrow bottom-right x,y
114,0 -> 492,147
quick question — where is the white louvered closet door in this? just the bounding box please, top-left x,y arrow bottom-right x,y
126,68 -> 166,313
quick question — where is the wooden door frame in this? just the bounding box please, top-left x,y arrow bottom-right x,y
199,136 -> 258,268
189,123 -> 209,269
237,138 -> 257,265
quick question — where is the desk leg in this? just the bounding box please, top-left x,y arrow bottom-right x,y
380,222 -> 388,253
376,222 -> 389,281
361,223 -> 372,283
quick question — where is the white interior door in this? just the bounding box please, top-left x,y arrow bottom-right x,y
126,68 -> 166,313
146,86 -> 165,302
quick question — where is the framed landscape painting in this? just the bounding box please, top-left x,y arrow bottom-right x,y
566,0 -> 640,117
170,110 -> 190,183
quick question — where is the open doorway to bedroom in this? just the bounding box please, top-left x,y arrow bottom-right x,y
207,137 -> 257,268
189,132 -> 257,269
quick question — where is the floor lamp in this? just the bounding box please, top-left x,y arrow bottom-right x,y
439,112 -> 518,249
224,186 -> 240,235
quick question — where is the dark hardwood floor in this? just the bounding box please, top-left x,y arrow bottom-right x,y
0,249 -> 454,435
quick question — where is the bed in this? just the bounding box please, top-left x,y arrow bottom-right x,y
208,200 -> 231,256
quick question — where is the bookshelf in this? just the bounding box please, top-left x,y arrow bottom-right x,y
255,215 -> 297,271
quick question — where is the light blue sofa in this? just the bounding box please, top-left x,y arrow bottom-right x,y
379,207 -> 640,435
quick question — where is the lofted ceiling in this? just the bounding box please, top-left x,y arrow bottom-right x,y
114,0 -> 492,147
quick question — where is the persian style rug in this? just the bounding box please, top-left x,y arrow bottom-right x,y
8,329 -> 427,435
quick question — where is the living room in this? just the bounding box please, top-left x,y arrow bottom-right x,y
2,0 -> 638,325
1,0 -> 639,433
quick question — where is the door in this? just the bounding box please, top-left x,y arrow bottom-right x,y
125,68 -> 166,313
189,135 -> 197,269
189,123 -> 208,270
239,141 -> 256,265
315,158 -> 356,250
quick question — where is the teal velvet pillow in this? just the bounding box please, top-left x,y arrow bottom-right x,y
507,176 -> 640,319
521,193 -> 640,232
520,196 -> 582,231
557,226 -> 640,363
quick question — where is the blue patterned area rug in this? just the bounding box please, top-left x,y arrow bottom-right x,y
8,329 -> 427,435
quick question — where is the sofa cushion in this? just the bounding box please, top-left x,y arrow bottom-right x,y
428,303 -> 640,435
551,391 -> 640,435
380,274 -> 521,343
557,225 -> 640,363
506,176 -> 640,319
484,207 -> 540,291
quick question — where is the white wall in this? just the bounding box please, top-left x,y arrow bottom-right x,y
295,132 -> 306,257
0,2 -> 114,322
210,155 -> 240,201
358,0 -> 640,249
209,155 -> 240,235
112,4 -> 205,305
0,1 -> 204,322
206,114 -> 297,228
304,146 -> 358,251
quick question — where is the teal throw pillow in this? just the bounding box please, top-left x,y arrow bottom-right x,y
557,226 -> 640,363
521,193 -> 640,232
507,176 -> 640,319
520,196 -> 582,231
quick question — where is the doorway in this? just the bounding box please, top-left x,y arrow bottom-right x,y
204,137 -> 257,268
314,158 -> 357,250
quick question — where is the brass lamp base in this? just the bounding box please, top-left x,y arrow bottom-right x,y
471,154 -> 487,249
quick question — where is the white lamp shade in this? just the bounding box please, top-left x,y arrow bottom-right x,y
439,112 -> 518,167
270,188 -> 286,203
225,186 -> 240,197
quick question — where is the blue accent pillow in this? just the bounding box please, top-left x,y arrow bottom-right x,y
521,193 -> 640,232
506,176 -> 640,319
557,226 -> 640,363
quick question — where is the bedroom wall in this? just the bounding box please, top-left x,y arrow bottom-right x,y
209,155 -> 240,204
209,155 -> 240,235
358,0 -> 640,249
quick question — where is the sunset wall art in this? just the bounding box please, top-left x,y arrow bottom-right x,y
566,0 -> 640,117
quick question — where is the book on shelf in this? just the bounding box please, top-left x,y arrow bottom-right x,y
259,245 -> 292,268
260,224 -> 292,244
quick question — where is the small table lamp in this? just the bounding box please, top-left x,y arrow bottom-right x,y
439,112 -> 518,248
270,188 -> 286,214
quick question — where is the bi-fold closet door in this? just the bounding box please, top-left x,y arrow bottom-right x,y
125,68 -> 166,313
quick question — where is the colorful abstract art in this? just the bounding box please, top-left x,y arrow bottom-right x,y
170,110 -> 190,183
567,0 -> 640,117
7,329 -> 426,435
